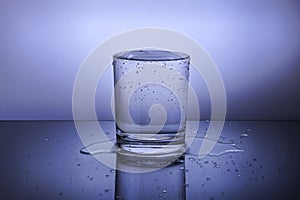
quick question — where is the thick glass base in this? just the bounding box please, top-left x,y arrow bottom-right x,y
116,130 -> 185,155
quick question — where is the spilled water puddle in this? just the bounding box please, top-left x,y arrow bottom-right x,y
80,139 -> 117,155
80,134 -> 246,158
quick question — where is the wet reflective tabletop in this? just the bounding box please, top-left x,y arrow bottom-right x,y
0,121 -> 299,199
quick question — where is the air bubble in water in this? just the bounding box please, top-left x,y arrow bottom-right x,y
188,157 -> 195,161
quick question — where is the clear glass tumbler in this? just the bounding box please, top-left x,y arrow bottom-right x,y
113,49 -> 190,155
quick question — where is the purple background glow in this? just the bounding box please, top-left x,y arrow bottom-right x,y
1,0 -> 300,120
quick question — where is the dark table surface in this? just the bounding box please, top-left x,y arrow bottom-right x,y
0,120 -> 299,200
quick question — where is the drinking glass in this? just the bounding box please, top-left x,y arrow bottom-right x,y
113,49 -> 190,155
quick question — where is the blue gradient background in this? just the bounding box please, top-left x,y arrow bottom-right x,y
1,0 -> 300,120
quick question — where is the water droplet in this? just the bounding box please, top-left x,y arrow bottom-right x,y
206,177 -> 211,181
110,169 -> 115,173
208,149 -> 244,157
240,133 -> 248,138
104,189 -> 109,193
105,174 -> 110,177
162,189 -> 167,193
188,157 -> 195,161
77,163 -> 81,167
44,138 -> 49,142
179,166 -> 185,170
213,162 -> 220,168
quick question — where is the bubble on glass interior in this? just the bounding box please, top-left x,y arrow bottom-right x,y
114,61 -> 188,145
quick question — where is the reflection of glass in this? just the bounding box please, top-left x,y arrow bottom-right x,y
113,50 -> 190,154
115,152 -> 186,200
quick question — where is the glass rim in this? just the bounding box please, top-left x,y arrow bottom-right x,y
113,49 -> 190,62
